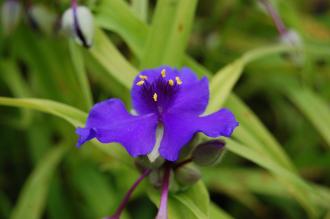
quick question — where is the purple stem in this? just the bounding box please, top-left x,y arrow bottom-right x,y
106,169 -> 151,219
70,0 -> 89,47
71,0 -> 78,9
259,0 -> 287,35
155,166 -> 171,219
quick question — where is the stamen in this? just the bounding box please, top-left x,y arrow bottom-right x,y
148,125 -> 164,162
175,76 -> 182,85
139,75 -> 148,80
168,79 -> 174,86
136,80 -> 145,86
161,69 -> 166,78
153,93 -> 158,102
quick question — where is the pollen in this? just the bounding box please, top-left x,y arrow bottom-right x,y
168,79 -> 174,86
175,76 -> 183,85
153,93 -> 158,102
161,69 -> 166,78
139,75 -> 148,80
136,80 -> 145,86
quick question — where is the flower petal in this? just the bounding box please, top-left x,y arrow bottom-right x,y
177,67 -> 199,84
197,108 -> 239,137
168,76 -> 209,115
76,99 -> 158,157
159,109 -> 238,161
76,127 -> 96,147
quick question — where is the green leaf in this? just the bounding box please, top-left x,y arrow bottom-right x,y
68,41 -> 93,111
225,95 -> 296,172
95,0 -> 148,58
225,139 -> 319,218
140,0 -> 197,67
148,181 -> 210,219
161,0 -> 197,66
10,145 -> 68,219
140,0 -> 179,68
286,87 -> 330,147
206,44 -> 298,113
131,0 -> 148,22
202,45 -> 299,173
68,160 -> 117,218
89,29 -> 138,89
0,60 -> 33,126
0,97 -> 131,165
0,97 -> 86,127
173,181 -> 209,218
209,203 -> 234,219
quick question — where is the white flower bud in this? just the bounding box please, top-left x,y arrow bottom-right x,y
1,0 -> 22,35
280,29 -> 304,65
61,6 -> 94,48
280,29 -> 302,47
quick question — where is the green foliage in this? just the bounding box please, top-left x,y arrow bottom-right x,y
10,145 -> 68,219
0,0 -> 329,218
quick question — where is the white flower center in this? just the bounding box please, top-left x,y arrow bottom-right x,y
147,125 -> 164,162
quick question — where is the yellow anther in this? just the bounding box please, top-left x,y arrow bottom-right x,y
139,75 -> 148,80
136,80 -> 145,86
161,69 -> 166,78
175,76 -> 182,85
168,79 -> 174,86
153,93 -> 158,102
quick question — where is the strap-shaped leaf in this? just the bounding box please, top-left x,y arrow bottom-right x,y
10,146 -> 68,219
0,97 -> 131,165
141,0 -> 197,68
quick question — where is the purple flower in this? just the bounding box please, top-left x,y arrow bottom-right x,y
76,66 -> 238,161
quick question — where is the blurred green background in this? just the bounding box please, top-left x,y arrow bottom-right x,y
0,0 -> 329,219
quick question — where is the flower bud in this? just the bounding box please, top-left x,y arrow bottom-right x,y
135,156 -> 165,170
61,6 -> 94,48
280,29 -> 304,65
191,140 -> 226,166
1,0 -> 22,35
27,5 -> 56,35
174,164 -> 201,187
148,169 -> 163,188
280,29 -> 302,47
177,134 -> 200,161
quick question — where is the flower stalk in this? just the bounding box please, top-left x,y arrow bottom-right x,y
259,0 -> 287,35
107,169 -> 151,219
155,165 -> 171,219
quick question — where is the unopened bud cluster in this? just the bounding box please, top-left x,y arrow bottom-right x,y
136,139 -> 226,190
